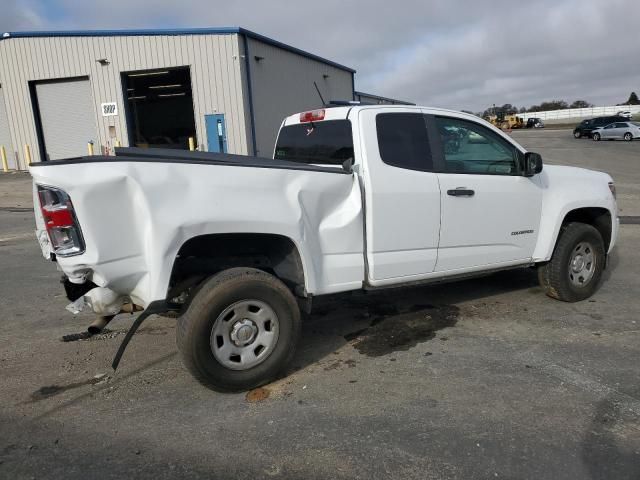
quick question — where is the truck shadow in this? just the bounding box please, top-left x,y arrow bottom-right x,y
287,267 -> 540,375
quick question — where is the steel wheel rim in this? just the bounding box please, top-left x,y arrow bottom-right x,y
210,299 -> 280,370
624,133 -> 632,141
568,241 -> 596,288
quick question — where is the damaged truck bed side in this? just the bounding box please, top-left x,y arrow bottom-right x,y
30,105 -> 619,391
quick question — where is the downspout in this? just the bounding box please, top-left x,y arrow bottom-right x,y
351,72 -> 356,101
242,34 -> 259,156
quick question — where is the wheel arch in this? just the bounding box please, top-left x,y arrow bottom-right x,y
165,233 -> 309,302
536,206 -> 612,262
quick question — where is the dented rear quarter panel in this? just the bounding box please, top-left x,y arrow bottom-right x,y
30,161 -> 365,307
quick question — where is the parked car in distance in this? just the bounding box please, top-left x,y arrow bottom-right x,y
573,116 -> 630,138
592,121 -> 640,141
617,111 -> 632,119
526,117 -> 544,128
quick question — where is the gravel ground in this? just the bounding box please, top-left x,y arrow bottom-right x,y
0,129 -> 638,479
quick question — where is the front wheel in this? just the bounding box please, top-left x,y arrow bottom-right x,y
624,132 -> 633,141
538,222 -> 605,302
177,268 -> 301,392
592,132 -> 601,141
574,131 -> 582,139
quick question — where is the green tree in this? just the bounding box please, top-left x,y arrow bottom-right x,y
538,100 -> 569,111
500,104 -> 518,115
626,92 -> 639,105
569,100 -> 593,109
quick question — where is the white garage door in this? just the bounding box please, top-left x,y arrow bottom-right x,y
36,78 -> 97,160
0,86 -> 13,167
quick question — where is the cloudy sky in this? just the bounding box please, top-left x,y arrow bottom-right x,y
2,0 -> 639,111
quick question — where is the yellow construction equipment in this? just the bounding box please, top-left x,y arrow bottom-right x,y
486,111 -> 523,130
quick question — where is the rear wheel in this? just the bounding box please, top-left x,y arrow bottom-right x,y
538,222 -> 605,302
624,132 -> 633,141
177,268 -> 301,392
592,132 -> 601,141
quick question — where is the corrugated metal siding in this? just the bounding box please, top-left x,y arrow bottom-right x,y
246,37 -> 354,156
0,34 -> 250,163
35,78 -> 97,160
0,86 -> 14,168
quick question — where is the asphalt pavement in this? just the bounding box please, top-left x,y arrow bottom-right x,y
0,129 -> 638,479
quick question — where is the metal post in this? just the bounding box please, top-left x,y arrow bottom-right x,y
188,137 -> 196,151
88,142 -> 94,156
23,144 -> 31,169
115,139 -> 121,148
1,146 -> 8,173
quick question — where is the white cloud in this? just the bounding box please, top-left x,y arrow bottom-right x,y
0,0 -> 46,32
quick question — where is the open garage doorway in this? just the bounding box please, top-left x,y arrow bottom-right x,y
123,67 -> 197,149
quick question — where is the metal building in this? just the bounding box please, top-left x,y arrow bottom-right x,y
0,27 -> 356,168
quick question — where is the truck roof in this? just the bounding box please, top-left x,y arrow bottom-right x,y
282,105 -> 481,126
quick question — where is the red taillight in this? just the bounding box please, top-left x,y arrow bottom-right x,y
299,109 -> 325,123
42,207 -> 74,228
37,185 -> 85,256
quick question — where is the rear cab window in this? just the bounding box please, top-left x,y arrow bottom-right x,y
274,120 -> 354,166
375,113 -> 433,171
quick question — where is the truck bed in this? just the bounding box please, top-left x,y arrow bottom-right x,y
30,147 -> 351,175
29,148 -> 365,309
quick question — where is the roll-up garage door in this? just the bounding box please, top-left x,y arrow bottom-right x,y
0,86 -> 13,167
35,78 -> 97,160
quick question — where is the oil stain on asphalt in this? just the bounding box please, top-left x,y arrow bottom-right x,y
344,304 -> 459,357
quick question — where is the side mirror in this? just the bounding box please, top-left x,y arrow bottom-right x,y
523,152 -> 543,177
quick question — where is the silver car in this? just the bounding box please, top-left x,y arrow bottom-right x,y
592,121 -> 640,141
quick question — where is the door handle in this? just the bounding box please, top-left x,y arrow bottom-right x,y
447,188 -> 475,197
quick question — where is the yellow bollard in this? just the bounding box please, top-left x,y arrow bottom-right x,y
115,139 -> 121,148
188,137 -> 196,151
23,144 -> 31,169
88,142 -> 94,156
1,145 -> 8,173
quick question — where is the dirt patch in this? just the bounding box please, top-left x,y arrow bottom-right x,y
0,172 -> 33,209
346,304 -> 459,357
246,387 -> 270,403
61,326 -> 172,343
323,359 -> 357,371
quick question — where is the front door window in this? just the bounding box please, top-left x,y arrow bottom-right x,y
435,117 -> 520,175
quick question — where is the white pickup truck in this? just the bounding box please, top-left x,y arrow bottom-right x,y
31,105 -> 619,391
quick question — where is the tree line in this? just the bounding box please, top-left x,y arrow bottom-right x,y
475,91 -> 639,117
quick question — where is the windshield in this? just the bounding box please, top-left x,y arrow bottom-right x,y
274,120 -> 354,165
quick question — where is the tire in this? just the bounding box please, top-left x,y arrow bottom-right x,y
592,132 -> 601,141
624,132 -> 633,141
177,267 -> 301,392
537,222 -> 605,302
574,130 -> 582,139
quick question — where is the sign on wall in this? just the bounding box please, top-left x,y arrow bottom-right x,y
101,102 -> 118,117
